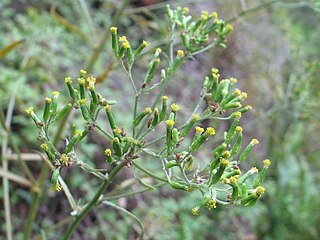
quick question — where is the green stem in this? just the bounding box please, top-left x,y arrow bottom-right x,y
103,182 -> 165,200
63,162 -> 124,239
102,200 -> 144,239
132,93 -> 140,137
132,161 -> 168,183
24,110 -> 71,240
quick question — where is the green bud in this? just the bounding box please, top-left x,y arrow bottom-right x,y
160,96 -> 168,121
65,77 -> 76,100
238,139 -> 259,163
166,160 -> 178,169
79,99 -> 90,121
104,105 -> 117,130
225,116 -> 241,145
134,40 -> 149,57
43,97 -> 52,123
209,159 -> 229,185
172,128 -> 179,145
133,107 -> 152,127
150,108 -> 159,128
54,103 -> 72,122
144,58 -> 160,84
170,181 -> 189,191
77,78 -> 86,100
110,27 -> 119,57
112,137 -> 122,157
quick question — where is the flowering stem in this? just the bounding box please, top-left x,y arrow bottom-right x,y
63,162 -> 124,240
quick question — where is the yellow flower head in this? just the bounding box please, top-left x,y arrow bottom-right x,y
234,88 -> 241,96
142,40 -> 150,47
162,95 -> 168,101
25,107 -> 34,115
165,120 -> 175,127
156,48 -> 162,54
183,7 -> 189,13
52,91 -> 60,97
104,148 -> 112,156
110,26 -> 118,33
104,105 -> 111,111
191,206 -> 200,216
50,183 -> 62,192
119,36 -> 127,42
211,68 -> 219,74
177,50 -> 184,58
65,77 -> 72,84
250,167 -> 259,173
251,139 -> 259,145
75,130 -> 83,137
222,150 -> 231,158
45,97 -> 52,103
230,77 -> 237,83
79,99 -> 86,105
77,77 -> 85,84
192,114 -> 200,122
60,154 -> 68,165
195,126 -> 205,134
241,92 -> 248,99
263,159 -> 271,167
210,12 -> 218,19
226,24 -> 233,31
234,112 -> 242,119
80,69 -> 87,76
113,127 -> 122,135
122,41 -> 130,49
40,143 -> 48,150
235,126 -> 243,133
230,176 -> 237,185
206,199 -> 217,210
206,127 -> 216,136
170,103 -> 180,112
145,107 -> 152,114
256,186 -> 265,196
220,158 -> 229,166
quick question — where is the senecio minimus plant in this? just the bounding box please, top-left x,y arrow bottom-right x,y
27,5 -> 271,239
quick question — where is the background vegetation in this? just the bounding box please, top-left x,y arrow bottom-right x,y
1,0 -> 319,239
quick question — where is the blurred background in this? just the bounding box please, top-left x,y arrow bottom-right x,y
1,0 -> 320,239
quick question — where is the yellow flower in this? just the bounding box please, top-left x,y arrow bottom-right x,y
110,26 -> 118,33
263,159 -> 271,167
195,126 -> 204,134
104,148 -> 112,156
165,120 -> 175,127
206,127 -> 216,136
170,103 -> 180,112
191,206 -> 200,216
25,107 -> 34,115
177,50 -> 184,58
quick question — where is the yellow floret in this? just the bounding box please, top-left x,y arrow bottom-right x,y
235,126 -> 243,133
252,139 -> 259,145
177,50 -> 184,58
206,127 -> 216,136
52,91 -> 60,97
170,103 -> 180,112
195,126 -> 204,134
192,114 -> 200,121
65,77 -> 72,84
25,107 -> 34,115
145,107 -> 152,114
104,148 -> 112,156
110,26 -> 118,33
165,120 -> 175,127
263,159 -> 271,167
119,36 -> 127,42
